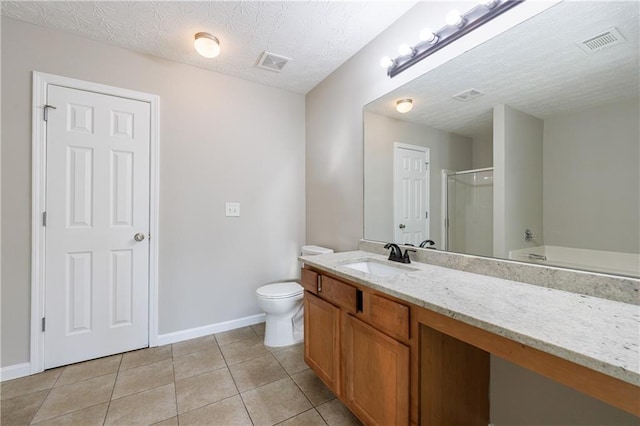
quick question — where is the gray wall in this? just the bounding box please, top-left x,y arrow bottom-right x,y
1,17 -> 305,366
363,111 -> 472,247
306,3 -> 634,423
494,105 -> 544,258
543,98 -> 640,253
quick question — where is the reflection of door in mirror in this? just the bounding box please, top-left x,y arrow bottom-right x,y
393,143 -> 429,245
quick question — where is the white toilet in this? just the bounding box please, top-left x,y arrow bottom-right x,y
256,245 -> 333,347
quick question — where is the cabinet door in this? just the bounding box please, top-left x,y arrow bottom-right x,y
344,314 -> 410,425
304,292 -> 341,395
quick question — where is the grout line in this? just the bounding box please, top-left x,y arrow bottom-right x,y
102,354 -> 124,425
29,401 -> 109,426
171,343 -> 180,425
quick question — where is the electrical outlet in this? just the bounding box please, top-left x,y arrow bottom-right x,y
225,202 -> 240,217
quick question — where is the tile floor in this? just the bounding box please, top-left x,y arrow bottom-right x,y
1,324 -> 362,426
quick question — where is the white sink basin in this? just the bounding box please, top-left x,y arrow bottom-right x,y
342,261 -> 416,277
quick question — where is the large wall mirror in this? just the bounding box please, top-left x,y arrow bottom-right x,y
364,1 -> 639,278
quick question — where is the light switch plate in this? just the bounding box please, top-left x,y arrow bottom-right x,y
225,202 -> 240,217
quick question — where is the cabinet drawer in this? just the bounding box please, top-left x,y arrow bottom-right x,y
301,268 -> 319,294
319,276 -> 357,313
367,293 -> 410,340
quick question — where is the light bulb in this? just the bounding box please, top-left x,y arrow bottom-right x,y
446,10 -> 465,27
419,28 -> 438,44
398,44 -> 414,56
194,32 -> 220,58
396,99 -> 413,113
380,56 -> 394,68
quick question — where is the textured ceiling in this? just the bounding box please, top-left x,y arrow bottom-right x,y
366,1 -> 640,138
1,1 -> 417,94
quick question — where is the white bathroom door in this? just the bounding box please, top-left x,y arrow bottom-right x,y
394,144 -> 430,245
44,85 -> 150,368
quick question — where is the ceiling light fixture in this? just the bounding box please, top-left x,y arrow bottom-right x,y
396,99 -> 413,113
194,32 -> 220,58
382,0 -> 524,78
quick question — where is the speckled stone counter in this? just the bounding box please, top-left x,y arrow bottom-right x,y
299,250 -> 640,387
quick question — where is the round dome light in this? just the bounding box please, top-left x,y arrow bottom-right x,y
194,32 -> 220,58
396,99 -> 413,113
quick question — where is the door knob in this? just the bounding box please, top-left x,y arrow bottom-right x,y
134,233 -> 145,242
399,224 -> 406,229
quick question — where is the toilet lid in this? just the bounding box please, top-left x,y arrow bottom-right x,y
256,282 -> 304,299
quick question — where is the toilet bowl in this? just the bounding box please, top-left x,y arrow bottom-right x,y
256,245 -> 333,347
256,282 -> 304,347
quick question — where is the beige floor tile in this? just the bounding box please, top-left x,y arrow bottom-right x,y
1,369 -> 62,400
251,322 -> 266,337
31,402 -> 108,425
291,369 -> 335,406
229,353 -> 288,392
215,326 -> 257,346
278,408 -> 328,425
112,358 -> 174,399
31,373 -> 116,423
316,398 -> 362,426
219,335 -> 271,366
120,345 -> 172,371
273,344 -> 309,375
241,377 -> 312,426
0,389 -> 48,425
105,383 -> 176,425
173,348 -> 226,380
152,415 -> 178,426
175,368 -> 238,414
179,395 -> 252,426
172,335 -> 218,357
55,355 -> 121,387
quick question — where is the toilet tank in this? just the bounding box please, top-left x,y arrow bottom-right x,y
301,245 -> 333,256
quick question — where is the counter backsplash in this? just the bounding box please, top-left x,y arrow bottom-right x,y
359,240 -> 639,305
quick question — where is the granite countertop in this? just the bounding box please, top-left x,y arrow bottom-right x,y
299,250 -> 640,387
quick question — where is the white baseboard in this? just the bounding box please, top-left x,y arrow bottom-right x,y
1,362 -> 32,382
156,313 -> 266,347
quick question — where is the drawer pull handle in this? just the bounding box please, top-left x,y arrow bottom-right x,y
317,275 -> 322,293
356,290 -> 363,313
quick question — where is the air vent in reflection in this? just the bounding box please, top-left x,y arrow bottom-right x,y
256,51 -> 291,72
577,27 -> 626,54
452,88 -> 485,102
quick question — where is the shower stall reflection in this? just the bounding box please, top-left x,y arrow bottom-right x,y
443,168 -> 494,257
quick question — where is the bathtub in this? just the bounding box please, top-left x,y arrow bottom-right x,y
509,245 -> 640,277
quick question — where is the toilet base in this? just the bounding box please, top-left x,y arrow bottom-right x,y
263,315 -> 304,347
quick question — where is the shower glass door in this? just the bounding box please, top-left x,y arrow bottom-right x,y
446,168 -> 493,257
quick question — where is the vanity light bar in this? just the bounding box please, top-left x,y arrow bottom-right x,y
385,0 -> 525,78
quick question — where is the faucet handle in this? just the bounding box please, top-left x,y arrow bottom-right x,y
402,248 -> 416,263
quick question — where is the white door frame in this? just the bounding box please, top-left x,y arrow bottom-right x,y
30,71 -> 160,374
393,142 -> 430,244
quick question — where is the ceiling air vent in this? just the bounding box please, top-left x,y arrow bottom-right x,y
452,88 -> 485,102
256,51 -> 291,72
577,27 -> 626,54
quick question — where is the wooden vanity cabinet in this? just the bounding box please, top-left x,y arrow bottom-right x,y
302,268 -> 411,425
304,292 -> 341,395
343,313 -> 410,425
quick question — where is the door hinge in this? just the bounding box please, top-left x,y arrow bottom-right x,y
43,104 -> 57,122
42,212 -> 47,226
425,162 -> 429,171
42,317 -> 46,332
425,211 -> 428,219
